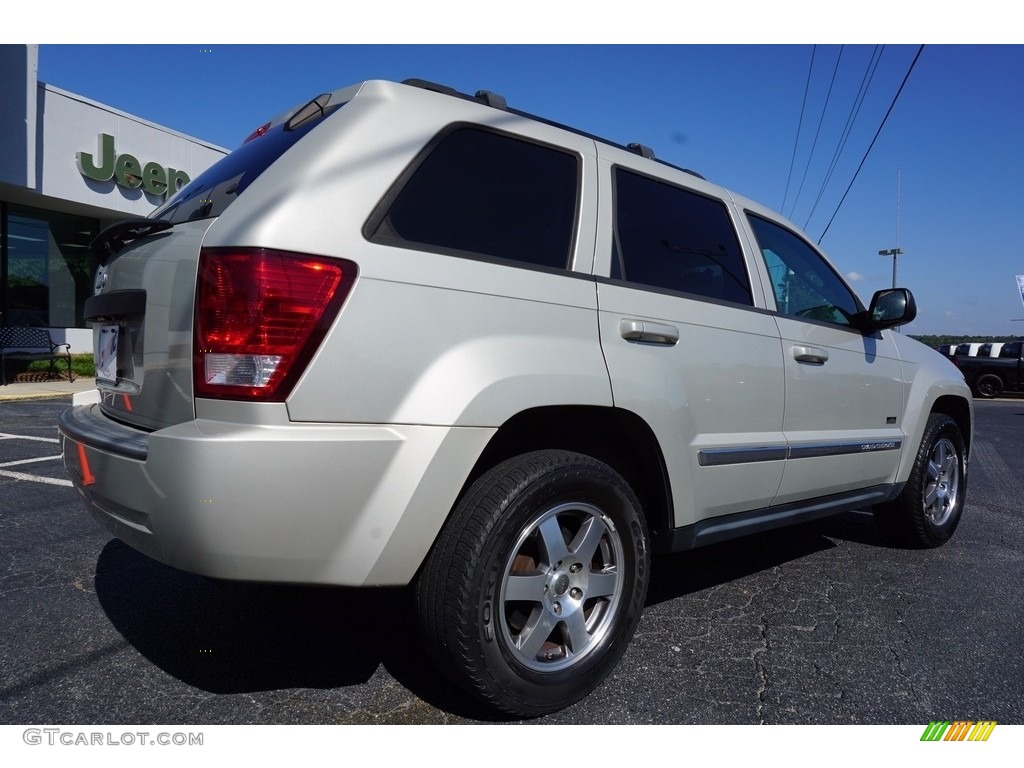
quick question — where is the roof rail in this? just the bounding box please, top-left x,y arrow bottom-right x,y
402,78 -> 460,97
627,143 -> 655,160
475,90 -> 507,110
402,78 -> 507,111
400,77 -> 707,182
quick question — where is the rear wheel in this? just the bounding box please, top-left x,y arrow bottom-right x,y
873,413 -> 967,548
416,450 -> 650,717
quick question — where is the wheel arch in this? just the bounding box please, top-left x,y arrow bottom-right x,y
461,405 -> 674,548
931,394 -> 973,458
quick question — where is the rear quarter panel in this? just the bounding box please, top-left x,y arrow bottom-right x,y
201,81 -> 611,427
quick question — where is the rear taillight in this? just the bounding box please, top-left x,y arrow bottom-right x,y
194,248 -> 356,400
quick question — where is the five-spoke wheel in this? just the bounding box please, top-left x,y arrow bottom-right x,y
417,450 -> 649,717
873,413 -> 967,548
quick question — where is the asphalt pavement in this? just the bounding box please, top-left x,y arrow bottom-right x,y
0,397 -> 1022,726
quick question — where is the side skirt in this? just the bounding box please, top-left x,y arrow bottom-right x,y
652,484 -> 903,553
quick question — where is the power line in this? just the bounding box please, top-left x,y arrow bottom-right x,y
781,45 -> 816,215
803,45 -> 885,230
817,45 -> 925,245
787,45 -> 844,220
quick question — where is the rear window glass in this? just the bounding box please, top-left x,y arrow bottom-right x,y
152,100 -> 343,224
368,127 -> 579,271
612,169 -> 752,305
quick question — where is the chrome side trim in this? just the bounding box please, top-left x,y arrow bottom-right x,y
698,445 -> 788,466
698,439 -> 902,467
787,439 -> 902,460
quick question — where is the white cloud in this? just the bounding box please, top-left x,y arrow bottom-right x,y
846,271 -> 865,282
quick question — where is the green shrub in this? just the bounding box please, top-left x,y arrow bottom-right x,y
27,354 -> 95,377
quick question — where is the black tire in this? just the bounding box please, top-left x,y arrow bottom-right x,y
872,413 -> 967,548
973,374 -> 1003,399
416,449 -> 650,717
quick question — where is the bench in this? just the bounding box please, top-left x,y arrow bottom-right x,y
0,326 -> 74,386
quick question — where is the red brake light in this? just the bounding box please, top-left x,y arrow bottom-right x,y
194,248 -> 356,400
243,122 -> 271,143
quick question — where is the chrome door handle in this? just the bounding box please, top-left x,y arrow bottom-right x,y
619,319 -> 679,346
792,345 -> 829,364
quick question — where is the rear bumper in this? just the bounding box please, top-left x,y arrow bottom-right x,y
59,404 -> 493,586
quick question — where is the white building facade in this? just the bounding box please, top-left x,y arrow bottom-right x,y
0,45 -> 227,352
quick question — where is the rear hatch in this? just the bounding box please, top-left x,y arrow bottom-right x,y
86,92 -> 348,431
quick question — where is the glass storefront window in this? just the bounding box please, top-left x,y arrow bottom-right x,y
2,204 -> 97,328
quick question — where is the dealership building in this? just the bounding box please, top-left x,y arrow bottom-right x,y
0,45 -> 227,353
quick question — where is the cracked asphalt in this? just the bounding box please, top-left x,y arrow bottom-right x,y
1,398 -> 1021,725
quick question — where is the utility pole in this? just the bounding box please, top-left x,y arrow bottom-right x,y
879,247 -> 903,288
878,170 -> 903,289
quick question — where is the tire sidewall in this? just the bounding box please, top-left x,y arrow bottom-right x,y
975,374 -> 1002,399
917,416 -> 968,544
469,458 -> 649,713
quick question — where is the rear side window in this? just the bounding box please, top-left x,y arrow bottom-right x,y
612,169 -> 752,305
368,127 -> 578,270
1001,342 -> 1022,358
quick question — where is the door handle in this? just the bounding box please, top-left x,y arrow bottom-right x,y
792,345 -> 829,365
620,319 -> 679,346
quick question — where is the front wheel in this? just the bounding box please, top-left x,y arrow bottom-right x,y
416,450 -> 650,717
873,413 -> 967,548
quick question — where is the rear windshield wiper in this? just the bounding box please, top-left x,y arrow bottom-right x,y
90,218 -> 174,265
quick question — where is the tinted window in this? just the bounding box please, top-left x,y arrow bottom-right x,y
612,169 -> 752,305
370,128 -> 578,270
1000,342 -> 1022,358
748,214 -> 860,327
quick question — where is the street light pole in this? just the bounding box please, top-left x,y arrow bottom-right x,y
878,248 -> 903,288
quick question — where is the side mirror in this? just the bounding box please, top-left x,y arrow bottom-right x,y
862,288 -> 917,331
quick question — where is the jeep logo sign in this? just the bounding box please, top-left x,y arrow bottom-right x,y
77,133 -> 190,200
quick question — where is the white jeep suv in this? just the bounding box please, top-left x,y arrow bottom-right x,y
59,78 -> 973,717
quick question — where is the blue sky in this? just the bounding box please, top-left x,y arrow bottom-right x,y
34,42 -> 1024,338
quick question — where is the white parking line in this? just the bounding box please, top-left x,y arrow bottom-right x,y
0,469 -> 73,487
0,432 -> 60,443
0,455 -> 62,468
0,433 -> 70,486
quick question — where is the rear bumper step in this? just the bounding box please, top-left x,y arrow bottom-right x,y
58,403 -> 149,461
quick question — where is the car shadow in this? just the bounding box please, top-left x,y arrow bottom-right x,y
94,509 -> 889,720
646,508 -> 890,606
92,540 -> 502,720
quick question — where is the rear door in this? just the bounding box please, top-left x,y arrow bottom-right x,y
594,151 -> 786,529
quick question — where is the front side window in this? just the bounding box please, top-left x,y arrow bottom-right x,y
748,213 -> 861,327
612,169 -> 752,305
368,127 -> 578,271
